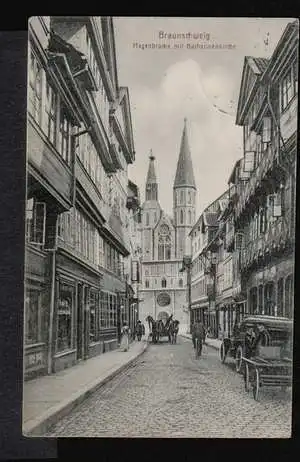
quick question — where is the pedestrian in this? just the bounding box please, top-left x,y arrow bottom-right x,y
245,327 -> 255,358
135,320 -> 143,341
252,324 -> 271,354
192,321 -> 205,358
120,321 -> 130,352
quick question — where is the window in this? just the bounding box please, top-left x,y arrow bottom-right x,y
158,235 -> 171,260
161,278 -> 167,288
25,288 -> 42,345
179,278 -> 183,288
59,107 -> 72,164
188,191 -> 192,204
89,290 -> 99,343
146,213 -> 149,226
188,210 -> 192,224
26,198 -> 46,246
28,50 -> 42,124
145,279 -> 149,288
262,117 -> 272,143
45,81 -> 57,145
100,291 -> 109,327
180,209 -> 184,224
57,283 -> 74,352
281,68 -> 294,111
180,190 -> 184,204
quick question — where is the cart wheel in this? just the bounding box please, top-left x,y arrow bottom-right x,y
220,342 -> 227,363
252,368 -> 260,401
235,345 -> 243,373
244,363 -> 250,392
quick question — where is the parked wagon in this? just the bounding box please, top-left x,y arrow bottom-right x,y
219,315 -> 293,374
243,345 -> 292,401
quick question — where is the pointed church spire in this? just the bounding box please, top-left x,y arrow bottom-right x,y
145,150 -> 158,201
174,118 -> 196,189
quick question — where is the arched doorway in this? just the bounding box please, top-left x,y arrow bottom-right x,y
157,311 -> 170,324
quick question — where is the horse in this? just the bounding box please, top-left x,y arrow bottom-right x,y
169,320 -> 180,344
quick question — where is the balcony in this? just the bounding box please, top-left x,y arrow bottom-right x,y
27,117 -> 73,210
240,218 -> 290,271
236,142 -> 279,219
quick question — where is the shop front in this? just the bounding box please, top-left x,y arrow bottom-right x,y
52,251 -> 102,373
24,246 -> 51,380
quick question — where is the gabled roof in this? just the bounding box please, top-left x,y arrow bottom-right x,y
261,21 -> 299,83
173,118 -> 196,190
228,158 -> 243,184
236,56 -> 269,126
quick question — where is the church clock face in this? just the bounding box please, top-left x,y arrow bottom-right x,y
157,292 -> 171,307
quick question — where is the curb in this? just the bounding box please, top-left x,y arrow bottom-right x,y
179,334 -> 221,351
23,342 -> 148,437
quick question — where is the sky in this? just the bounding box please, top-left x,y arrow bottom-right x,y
113,17 -> 293,216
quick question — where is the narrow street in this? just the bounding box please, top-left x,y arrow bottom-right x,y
46,337 -> 292,438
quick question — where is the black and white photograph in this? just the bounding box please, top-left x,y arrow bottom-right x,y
22,16 -> 298,438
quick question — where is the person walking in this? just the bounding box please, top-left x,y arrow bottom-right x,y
192,321 -> 206,358
120,321 -> 130,352
135,320 -> 144,341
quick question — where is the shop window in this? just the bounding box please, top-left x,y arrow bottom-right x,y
264,282 -> 274,316
284,275 -> 293,318
277,278 -> 284,316
100,291 -> 109,327
28,48 -> 42,124
57,283 -> 74,352
25,288 -> 42,345
26,198 -> 46,246
89,291 -> 99,343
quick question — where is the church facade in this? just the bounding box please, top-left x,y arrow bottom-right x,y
138,119 -> 197,333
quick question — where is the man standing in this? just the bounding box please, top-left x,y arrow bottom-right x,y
192,321 -> 206,357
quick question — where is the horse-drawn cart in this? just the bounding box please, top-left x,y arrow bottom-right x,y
146,314 -> 179,344
243,346 -> 292,401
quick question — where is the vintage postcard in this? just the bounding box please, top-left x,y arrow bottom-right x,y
23,17 -> 298,438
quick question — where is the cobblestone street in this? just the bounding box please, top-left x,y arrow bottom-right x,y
46,337 -> 292,438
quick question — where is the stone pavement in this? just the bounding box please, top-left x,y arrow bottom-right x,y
46,336 -> 292,438
180,332 -> 222,351
23,339 -> 148,436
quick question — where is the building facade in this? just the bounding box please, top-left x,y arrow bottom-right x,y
139,119 -> 196,332
189,191 -> 229,336
231,21 -> 297,321
25,16 -> 136,379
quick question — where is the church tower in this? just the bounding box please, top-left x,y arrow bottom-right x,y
142,150 -> 161,260
173,118 -> 197,259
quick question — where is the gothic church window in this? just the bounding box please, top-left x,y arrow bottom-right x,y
158,224 -> 171,261
180,210 -> 184,224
